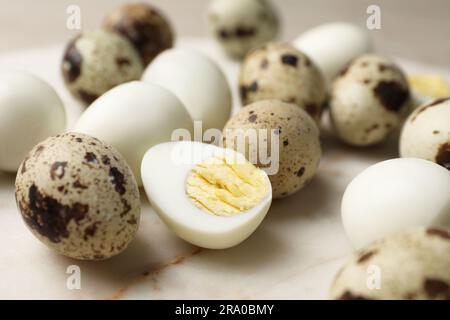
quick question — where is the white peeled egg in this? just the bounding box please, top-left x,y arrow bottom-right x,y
293,22 -> 373,85
142,49 -> 232,131
141,141 -> 272,249
0,71 -> 66,172
74,81 -> 193,184
341,158 -> 450,249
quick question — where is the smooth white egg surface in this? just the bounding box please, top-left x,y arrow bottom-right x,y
293,22 -> 373,85
142,49 -> 232,131
341,158 -> 450,249
141,141 -> 272,249
74,81 -> 193,185
0,71 -> 66,172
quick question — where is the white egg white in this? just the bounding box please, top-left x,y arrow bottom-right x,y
142,49 -> 232,131
74,81 -> 193,185
293,22 -> 373,85
341,158 -> 450,249
141,141 -> 272,249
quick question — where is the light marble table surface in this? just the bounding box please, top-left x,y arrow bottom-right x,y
0,38 -> 448,299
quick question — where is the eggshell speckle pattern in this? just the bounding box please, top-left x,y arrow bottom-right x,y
330,54 -> 411,146
61,30 -> 143,105
207,0 -> 279,59
15,133 -> 140,260
331,227 -> 450,300
223,100 -> 321,199
400,97 -> 450,170
103,2 -> 174,66
239,42 -> 326,122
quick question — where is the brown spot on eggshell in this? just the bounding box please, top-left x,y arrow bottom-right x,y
357,249 -> 378,264
373,80 -> 409,112
296,167 -> 305,177
280,54 -> 298,67
240,81 -> 258,102
427,227 -> 450,240
77,90 -> 98,105
102,155 -> 111,165
116,57 -> 131,67
50,162 -> 67,180
62,35 -> 82,83
338,291 -> 372,300
84,152 -> 98,164
235,26 -> 256,38
22,184 -> 89,243
84,222 -> 99,241
110,167 -> 126,195
436,143 -> 450,170
433,130 -> 440,135
73,179 -> 88,189
424,278 -> 450,299
260,58 -> 269,69
248,114 -> 257,123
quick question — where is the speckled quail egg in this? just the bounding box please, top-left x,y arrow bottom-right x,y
74,81 -> 193,185
293,22 -> 373,85
223,100 -> 321,199
15,133 -> 140,260
239,42 -> 326,123
0,71 -> 66,172
330,54 -> 411,146
103,2 -> 174,66
207,0 -> 279,59
142,49 -> 231,131
341,158 -> 450,250
141,141 -> 272,249
331,227 -> 450,300
61,30 -> 143,105
400,97 -> 450,169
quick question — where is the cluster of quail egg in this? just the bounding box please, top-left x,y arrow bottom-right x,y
0,0 -> 449,300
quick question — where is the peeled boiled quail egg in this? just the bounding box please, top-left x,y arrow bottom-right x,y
341,158 -> 450,249
293,22 -> 373,85
142,49 -> 232,131
239,42 -> 326,122
15,133 -> 140,260
0,71 -> 66,172
207,0 -> 279,59
141,141 -> 272,249
331,227 -> 450,300
74,81 -> 193,185
400,97 -> 450,170
61,30 -> 143,105
330,54 -> 411,146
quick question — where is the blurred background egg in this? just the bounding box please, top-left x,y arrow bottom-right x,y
142,48 -> 231,131
0,71 -> 66,172
207,0 -> 279,59
74,81 -> 193,185
141,141 -> 272,249
103,2 -> 174,66
293,22 -> 373,86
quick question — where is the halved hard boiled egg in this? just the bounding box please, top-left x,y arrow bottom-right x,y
141,141 -> 272,249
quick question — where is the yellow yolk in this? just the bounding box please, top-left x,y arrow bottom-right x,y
185,156 -> 269,216
408,74 -> 450,98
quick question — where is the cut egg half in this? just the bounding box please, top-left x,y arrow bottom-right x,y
141,141 -> 272,249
